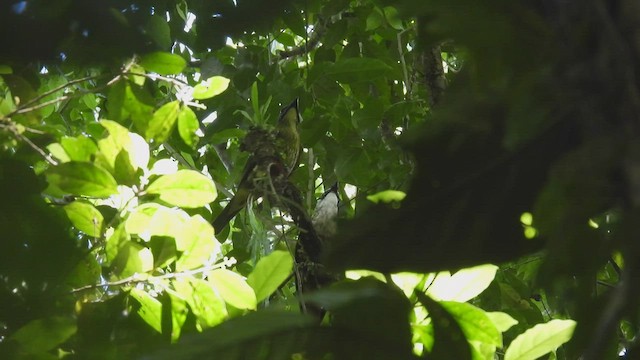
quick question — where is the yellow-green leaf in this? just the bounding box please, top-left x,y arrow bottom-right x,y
130,288 -> 163,333
175,215 -> 218,271
192,76 -> 230,100
146,170 -> 217,208
504,319 -> 577,360
247,250 -> 294,302
208,269 -> 257,310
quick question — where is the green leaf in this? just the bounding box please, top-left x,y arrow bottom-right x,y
66,254 -> 101,288
64,201 -> 104,237
415,291 -> 471,359
105,223 -> 129,266
427,264 -> 499,302
178,105 -> 200,147
130,288 -> 163,333
146,100 -> 180,143
175,215 -> 219,271
98,119 -> 149,172
112,241 -> 154,278
383,6 -> 404,30
0,64 -> 13,74
46,161 -> 118,197
486,311 -> 519,333
208,269 -> 257,310
173,278 -> 227,329
139,52 -> 186,75
440,301 -> 502,347
11,316 -> 77,353
146,170 -> 217,208
114,149 -> 137,185
123,83 -> 155,132
367,190 -> 406,204
166,291 -> 188,342
145,15 -> 172,49
126,205 -> 187,240
192,76 -> 230,100
61,135 -> 98,162
504,319 -> 576,360
47,142 -> 71,163
247,250 -> 293,302
325,58 -> 393,83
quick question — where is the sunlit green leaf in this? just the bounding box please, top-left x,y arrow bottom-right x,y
112,241 -> 154,277
47,142 -> 71,163
61,135 -> 98,162
146,170 -> 217,208
167,291 -> 188,342
130,288 -> 163,333
64,201 -> 104,237
209,269 -> 257,310
175,215 -> 218,271
427,264 -> 498,302
46,161 -> 118,197
178,105 -> 200,147
192,76 -> 230,100
486,311 -> 519,333
367,190 -> 406,204
173,278 -> 227,329
11,317 -> 77,353
146,100 -> 180,143
247,250 -> 293,302
504,319 -> 576,360
415,292 -> 471,359
139,52 -> 186,75
440,301 -> 502,347
105,223 -> 129,265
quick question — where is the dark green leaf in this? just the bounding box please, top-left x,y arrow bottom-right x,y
11,317 -> 77,353
324,58 -> 393,83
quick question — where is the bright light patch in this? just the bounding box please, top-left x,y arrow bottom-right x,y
201,111 -> 217,125
520,212 -> 533,226
588,218 -> 599,229
524,227 -> 537,239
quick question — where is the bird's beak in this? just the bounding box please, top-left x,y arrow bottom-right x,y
280,98 -> 301,124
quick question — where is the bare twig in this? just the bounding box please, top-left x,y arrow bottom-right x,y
71,259 -> 235,293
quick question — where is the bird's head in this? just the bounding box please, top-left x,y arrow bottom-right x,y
278,98 -> 301,128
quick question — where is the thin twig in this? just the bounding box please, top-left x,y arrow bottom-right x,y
71,259 -> 234,293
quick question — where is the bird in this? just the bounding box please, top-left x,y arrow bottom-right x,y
295,182 -> 340,319
311,182 -> 340,241
211,99 -> 301,234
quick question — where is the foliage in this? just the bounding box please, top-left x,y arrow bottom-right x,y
0,0 -> 638,359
